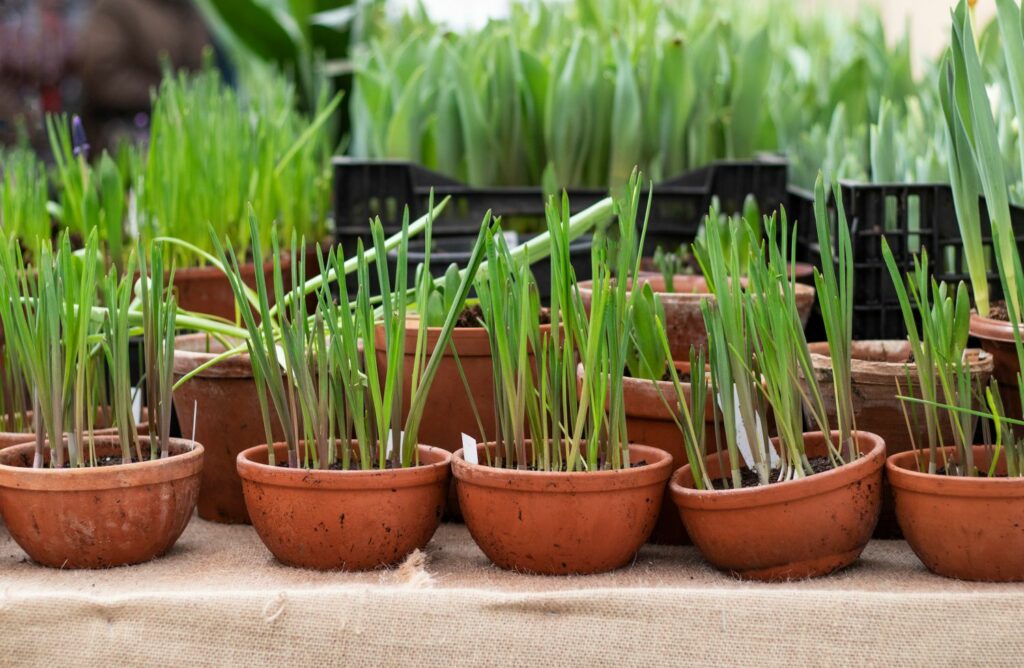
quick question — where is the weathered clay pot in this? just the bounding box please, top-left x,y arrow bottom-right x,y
808,341 -> 993,537
237,442 -> 450,570
0,436 -> 203,568
0,408 -> 144,451
888,446 -> 1024,582
379,319 -> 552,518
589,363 -> 717,545
172,333 -> 283,523
670,430 -> 885,581
172,260 -> 277,322
637,260 -> 816,284
970,313 -> 1022,422
377,322 -> 497,452
578,276 -> 815,359
452,442 -> 673,575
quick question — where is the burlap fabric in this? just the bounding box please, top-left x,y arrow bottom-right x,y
0,519 -> 1021,666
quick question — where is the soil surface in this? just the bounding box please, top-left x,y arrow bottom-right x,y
625,368 -> 691,382
453,305 -> 552,328
711,455 -> 836,489
60,455 -> 130,468
988,301 -> 1010,322
277,459 -> 400,471
455,304 -> 485,328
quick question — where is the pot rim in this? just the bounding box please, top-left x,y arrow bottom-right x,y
237,441 -> 452,490
808,341 -> 993,381
578,275 -> 814,304
970,312 -> 1023,343
451,441 -> 673,493
380,318 -> 553,357
669,430 -> 885,509
0,436 -> 203,491
886,445 -> 1024,497
172,332 -> 254,378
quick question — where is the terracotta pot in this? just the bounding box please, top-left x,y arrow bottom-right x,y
172,333 -> 284,524
237,442 -> 450,570
0,408 -> 144,451
808,341 -> 993,537
172,246 -> 323,322
378,320 -> 551,518
670,430 -> 885,581
637,259 -> 816,284
452,442 -> 673,575
376,322 -> 497,452
172,260 -> 276,322
0,436 -> 203,568
604,363 -> 717,545
888,446 -> 1024,581
578,276 -> 815,359
970,313 -> 1022,422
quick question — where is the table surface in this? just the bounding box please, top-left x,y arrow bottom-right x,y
1,518 -> 1022,666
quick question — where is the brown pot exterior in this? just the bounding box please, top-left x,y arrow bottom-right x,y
173,261 -> 273,322
970,313 -> 1023,423
172,333 -> 284,524
670,430 -> 885,581
0,436 -> 203,568
887,446 -> 1024,582
579,276 -> 814,360
237,442 -> 450,571
618,365 -> 717,545
808,341 -> 992,538
452,442 -> 673,575
375,323 -> 498,452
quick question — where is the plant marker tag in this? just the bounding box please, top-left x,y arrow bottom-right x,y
132,388 -> 143,424
191,400 -> 198,442
462,433 -> 478,464
723,386 -> 778,470
386,430 -> 404,457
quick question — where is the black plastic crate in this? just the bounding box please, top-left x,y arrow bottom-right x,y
333,156 -> 789,272
792,181 -> 1024,340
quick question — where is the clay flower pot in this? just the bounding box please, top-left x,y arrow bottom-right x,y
237,442 -> 451,570
378,322 -> 496,452
591,363 -> 717,545
452,442 -> 673,575
579,276 -> 815,359
887,446 -> 1024,582
172,333 -> 284,524
172,259 -> 279,322
670,430 -> 885,581
808,341 -> 993,537
0,436 -> 203,568
380,320 -> 551,518
970,313 -> 1023,422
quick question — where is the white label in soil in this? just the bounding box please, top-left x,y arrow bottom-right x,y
462,433 -> 479,464
386,430 -> 404,457
722,385 -> 777,470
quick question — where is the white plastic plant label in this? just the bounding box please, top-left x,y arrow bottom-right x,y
386,430 -> 404,457
462,433 -> 479,464
720,386 -> 778,471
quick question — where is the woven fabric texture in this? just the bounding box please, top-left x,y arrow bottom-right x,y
1,520 -> 1021,666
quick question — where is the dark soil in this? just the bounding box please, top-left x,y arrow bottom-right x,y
988,301 -> 1010,322
454,304 -> 551,328
60,455 -> 129,468
455,304 -> 485,328
278,459 -> 399,471
711,455 -> 836,489
624,367 -> 692,383
518,459 -> 649,472
935,467 -> 1006,478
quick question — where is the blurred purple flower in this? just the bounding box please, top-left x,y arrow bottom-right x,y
71,115 -> 90,159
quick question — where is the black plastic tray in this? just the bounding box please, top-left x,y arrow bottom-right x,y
792,181 -> 1024,340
